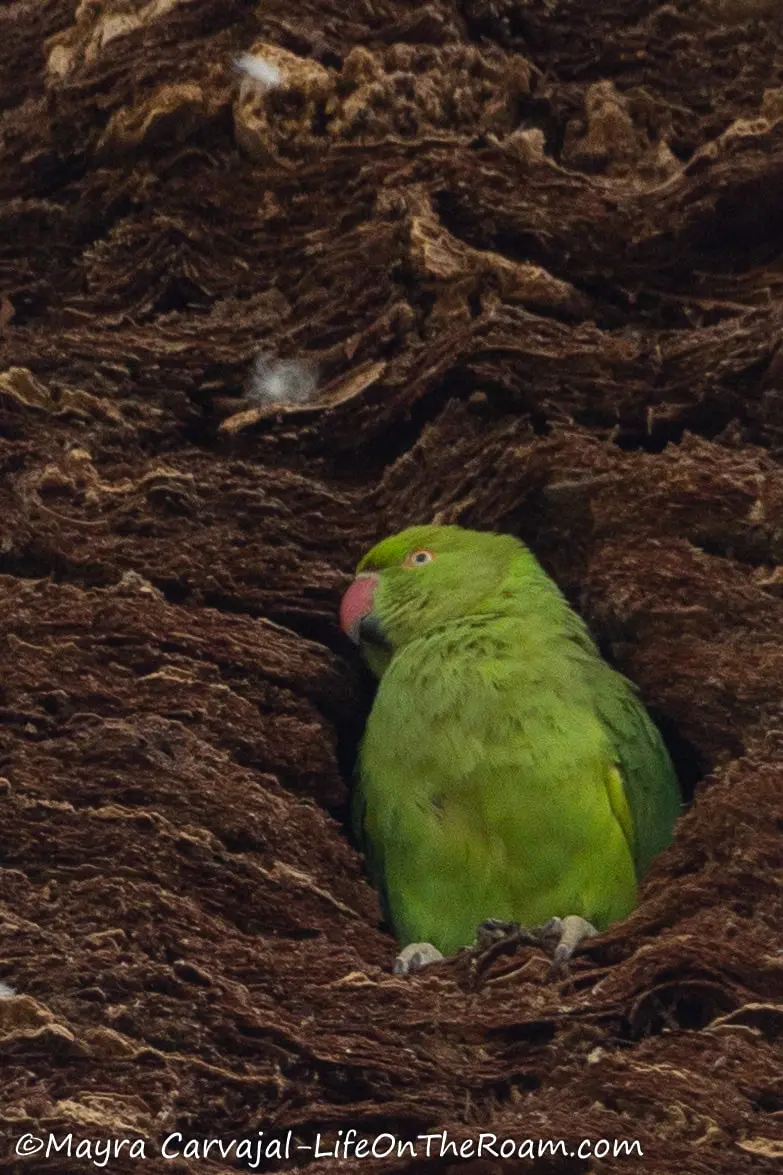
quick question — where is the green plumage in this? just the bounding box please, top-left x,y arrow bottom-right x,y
350,526 -> 681,956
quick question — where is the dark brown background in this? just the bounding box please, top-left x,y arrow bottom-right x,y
1,1 -> 782,1172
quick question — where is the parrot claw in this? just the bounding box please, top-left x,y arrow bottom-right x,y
393,942 -> 444,975
545,915 -> 598,972
472,915 -> 597,975
474,919 -> 521,951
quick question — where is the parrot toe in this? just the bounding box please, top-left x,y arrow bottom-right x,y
474,919 -> 521,951
547,915 -> 598,971
472,915 -> 597,974
393,942 -> 444,974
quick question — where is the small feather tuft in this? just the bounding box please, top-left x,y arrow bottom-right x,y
0,981 -> 15,998
234,53 -> 283,92
247,352 -> 319,406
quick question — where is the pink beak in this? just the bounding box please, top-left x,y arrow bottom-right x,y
339,573 -> 379,644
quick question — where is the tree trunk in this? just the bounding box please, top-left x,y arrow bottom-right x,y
1,2 -> 782,1171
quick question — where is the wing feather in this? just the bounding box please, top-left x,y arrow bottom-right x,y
593,666 -> 682,876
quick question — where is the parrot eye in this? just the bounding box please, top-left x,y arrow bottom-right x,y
405,548 -> 435,568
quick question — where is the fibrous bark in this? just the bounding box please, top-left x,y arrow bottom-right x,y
1,1 -> 782,1171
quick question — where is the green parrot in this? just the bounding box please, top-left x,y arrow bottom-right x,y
339,525 -> 680,973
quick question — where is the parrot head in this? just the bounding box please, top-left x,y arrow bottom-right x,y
340,524 -> 537,676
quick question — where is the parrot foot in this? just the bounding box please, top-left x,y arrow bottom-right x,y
393,942 -> 444,975
474,918 -> 521,951
473,915 -> 597,973
541,915 -> 598,972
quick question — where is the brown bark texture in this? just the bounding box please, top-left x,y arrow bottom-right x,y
1,1 -> 783,1172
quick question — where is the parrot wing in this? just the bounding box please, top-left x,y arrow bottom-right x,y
593,665 -> 682,877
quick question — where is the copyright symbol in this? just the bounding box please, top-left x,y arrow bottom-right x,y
16,1135 -> 44,1156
